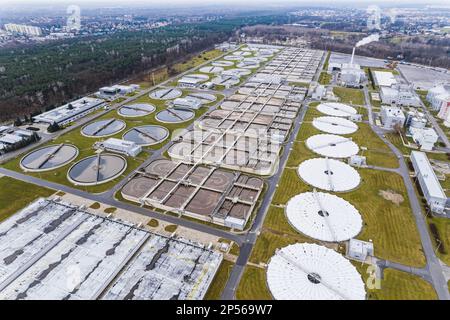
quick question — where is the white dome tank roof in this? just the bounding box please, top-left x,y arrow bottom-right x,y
317,103 -> 357,117
297,158 -> 361,192
306,134 -> 359,158
286,191 -> 363,242
267,243 -> 366,300
312,116 -> 358,135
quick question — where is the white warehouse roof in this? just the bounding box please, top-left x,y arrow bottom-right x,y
373,71 -> 397,87
411,151 -> 446,199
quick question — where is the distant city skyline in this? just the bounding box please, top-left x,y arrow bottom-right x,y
2,0 -> 448,7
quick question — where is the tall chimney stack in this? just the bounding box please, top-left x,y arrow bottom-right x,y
350,47 -> 356,65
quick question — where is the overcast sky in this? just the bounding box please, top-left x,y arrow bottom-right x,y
2,0 -> 447,6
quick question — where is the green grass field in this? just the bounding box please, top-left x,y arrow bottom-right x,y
318,72 -> 332,85
236,266 -> 272,300
354,262 -> 437,300
0,176 -> 54,223
333,86 -> 365,106
204,259 -> 234,300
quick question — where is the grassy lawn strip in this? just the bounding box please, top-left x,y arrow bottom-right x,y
353,262 -> 437,300
204,260 -> 234,300
426,216 -> 450,265
236,266 -> 272,300
333,86 -> 365,106
0,176 -> 54,223
318,72 -> 332,85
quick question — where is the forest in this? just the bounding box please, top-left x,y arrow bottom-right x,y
0,14 -> 286,122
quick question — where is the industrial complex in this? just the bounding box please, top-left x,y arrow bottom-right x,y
0,35 -> 449,303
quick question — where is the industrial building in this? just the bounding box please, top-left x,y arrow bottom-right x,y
0,126 -> 39,154
178,74 -> 209,88
4,23 -> 42,36
411,151 -> 447,214
380,84 -> 421,107
380,106 -> 406,130
347,239 -> 374,262
428,84 -> 450,126
172,97 -> 202,110
373,71 -> 397,87
409,127 -> 439,151
96,84 -> 139,100
339,63 -> 365,88
0,198 -> 222,300
427,84 -> 450,112
33,97 -> 105,126
95,138 -> 142,157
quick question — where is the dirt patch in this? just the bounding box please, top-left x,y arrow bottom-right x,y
379,189 -> 404,206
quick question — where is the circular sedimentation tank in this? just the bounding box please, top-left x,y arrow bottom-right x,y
118,103 -> 155,117
317,102 -> 357,118
149,88 -> 182,100
266,243 -> 366,300
185,92 -> 217,104
67,153 -> 127,186
20,144 -> 79,172
81,118 -> 126,138
123,125 -> 169,146
212,60 -> 234,67
286,192 -> 363,242
312,116 -> 358,135
297,158 -> 361,192
223,55 -> 244,61
155,108 -> 195,124
306,134 -> 359,159
199,66 -> 224,74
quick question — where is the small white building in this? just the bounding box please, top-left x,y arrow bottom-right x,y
410,127 -> 439,151
96,84 -> 139,100
380,106 -> 406,130
172,97 -> 202,110
348,155 -> 367,168
347,239 -> 374,262
411,151 -> 447,214
427,84 -> 450,112
95,138 -> 142,157
311,84 -> 326,100
380,84 -> 421,107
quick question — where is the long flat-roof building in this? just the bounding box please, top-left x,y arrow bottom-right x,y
411,151 -> 447,214
4,23 -> 42,36
33,97 -> 105,126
